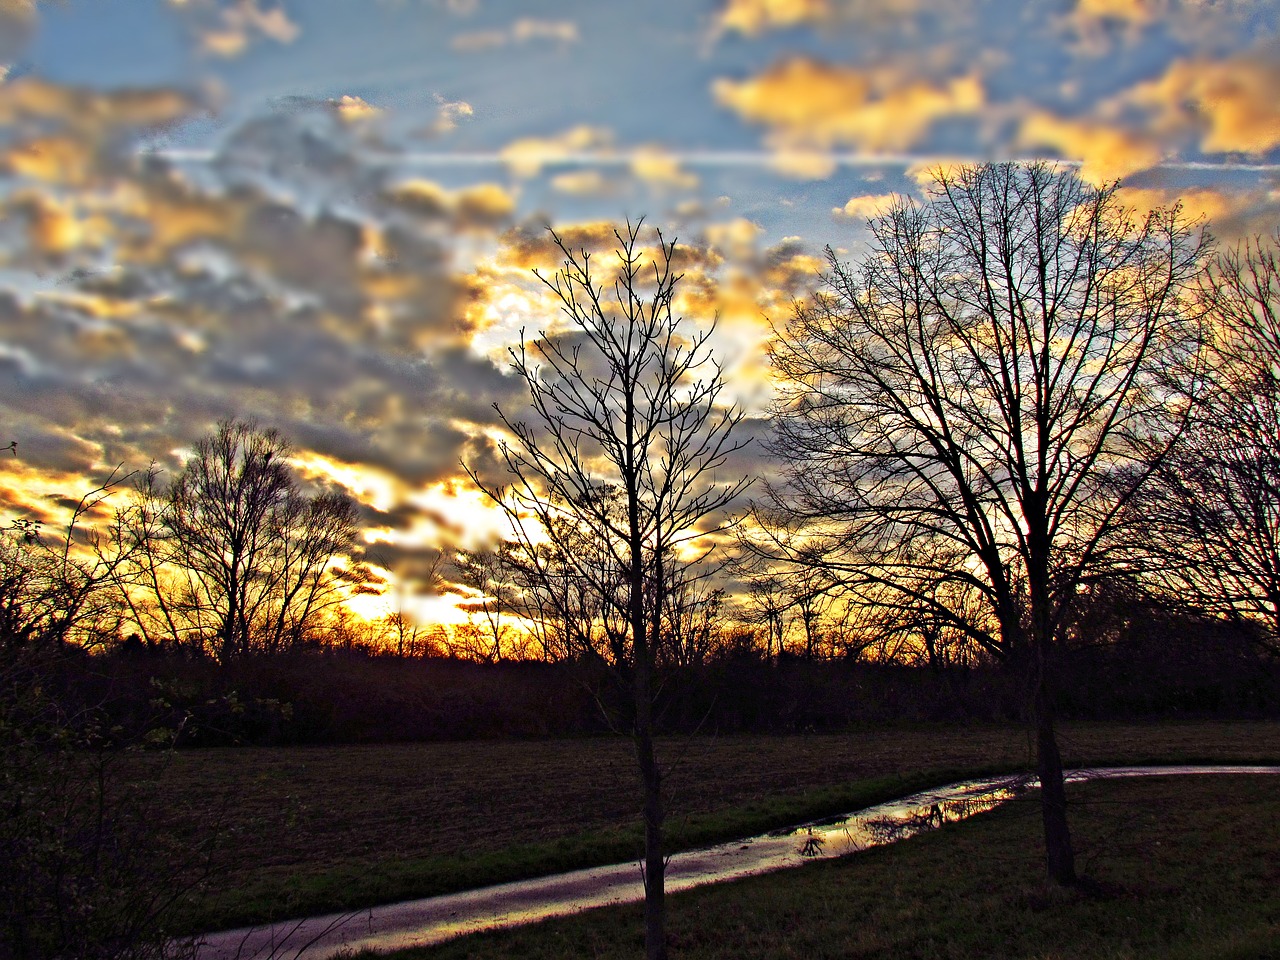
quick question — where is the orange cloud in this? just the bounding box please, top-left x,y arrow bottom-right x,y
1018,112 -> 1166,183
713,58 -> 984,153
1115,184 -> 1280,243
715,0 -> 832,35
1128,54 -> 1280,156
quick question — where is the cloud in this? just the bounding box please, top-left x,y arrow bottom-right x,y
422,95 -> 473,136
498,125 -> 613,177
1127,52 -> 1280,156
329,94 -> 383,124
1018,112 -> 1165,183
629,146 -> 698,190
714,0 -> 832,36
832,192 -> 898,220
382,178 -> 516,229
1115,183 -> 1280,243
713,57 -> 985,154
170,0 -> 301,59
452,17 -> 578,52
549,168 -> 612,196
0,84 -> 530,550
711,0 -> 931,38
495,219 -> 623,270
1062,0 -> 1263,53
1016,45 -> 1280,184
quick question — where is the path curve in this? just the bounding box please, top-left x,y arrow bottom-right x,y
191,765 -> 1280,960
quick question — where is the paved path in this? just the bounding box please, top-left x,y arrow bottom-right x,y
191,765 -> 1280,960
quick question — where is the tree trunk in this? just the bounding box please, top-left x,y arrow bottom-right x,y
1033,675 -> 1076,885
634,662 -> 666,960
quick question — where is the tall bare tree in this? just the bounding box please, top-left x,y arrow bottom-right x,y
470,222 -> 749,960
766,162 -> 1206,885
1142,233 -> 1280,652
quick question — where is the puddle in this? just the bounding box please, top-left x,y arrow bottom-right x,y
191,764 -> 1280,960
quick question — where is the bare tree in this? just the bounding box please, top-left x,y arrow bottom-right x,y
766,162 -> 1206,885
469,221 -> 749,960
1142,232 -> 1280,652
122,420 -> 363,661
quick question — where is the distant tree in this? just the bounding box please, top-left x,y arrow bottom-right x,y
122,420 -> 365,662
1,468 -> 138,654
469,222 -> 749,960
453,546 -> 520,662
1142,233 -> 1280,653
766,162 -> 1206,885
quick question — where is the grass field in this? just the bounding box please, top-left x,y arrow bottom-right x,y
368,774 -> 1280,960
141,720 -> 1280,934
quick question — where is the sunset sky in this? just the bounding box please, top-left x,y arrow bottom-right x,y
2,0 -> 1278,624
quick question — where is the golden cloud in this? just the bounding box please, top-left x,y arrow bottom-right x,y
496,220 -> 622,270
715,0 -> 832,35
1115,184 -> 1280,242
511,18 -> 579,44
1017,112 -> 1165,184
499,125 -> 612,178
713,58 -> 984,152
1127,53 -> 1280,156
329,94 -> 383,124
0,78 -> 194,134
712,0 -> 932,37
12,191 -> 109,259
383,179 -> 516,228
454,183 -> 517,225
629,146 -> 699,190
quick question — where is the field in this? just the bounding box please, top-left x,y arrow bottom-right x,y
372,774 -> 1280,960
131,719 -> 1280,935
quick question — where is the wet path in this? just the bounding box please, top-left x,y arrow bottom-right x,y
192,765 -> 1280,960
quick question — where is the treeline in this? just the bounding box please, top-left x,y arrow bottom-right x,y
15,587 -> 1274,748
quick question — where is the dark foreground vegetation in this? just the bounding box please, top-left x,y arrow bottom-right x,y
373,774 -> 1280,960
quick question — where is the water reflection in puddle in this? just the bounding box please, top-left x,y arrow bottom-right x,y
193,765 -> 1280,960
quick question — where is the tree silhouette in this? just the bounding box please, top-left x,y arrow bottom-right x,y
766,162 -> 1206,884
123,420 -> 363,661
470,221 -> 749,959
1144,232 -> 1280,653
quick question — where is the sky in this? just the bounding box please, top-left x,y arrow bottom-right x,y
1,0 -> 1278,625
